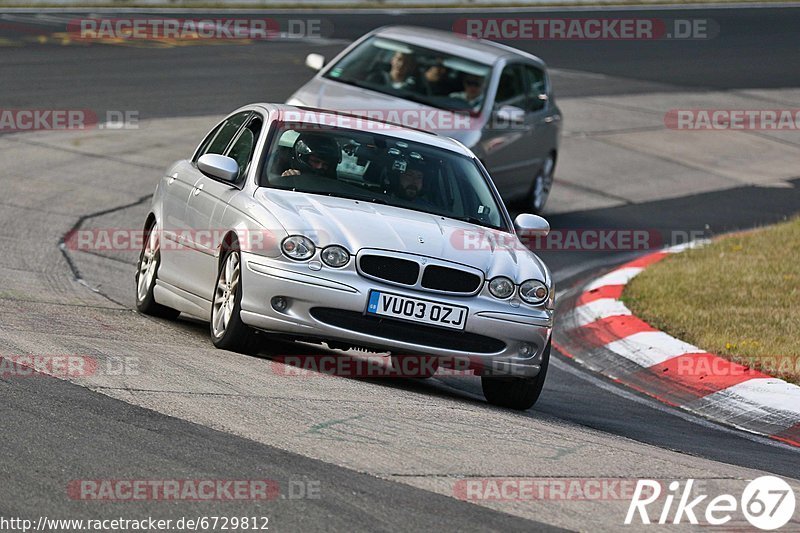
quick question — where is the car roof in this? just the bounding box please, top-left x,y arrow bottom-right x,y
371,25 -> 546,67
246,103 -> 476,158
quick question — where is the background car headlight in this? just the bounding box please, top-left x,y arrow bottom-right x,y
488,277 -> 515,299
519,279 -> 548,305
321,245 -> 350,267
281,235 -> 315,261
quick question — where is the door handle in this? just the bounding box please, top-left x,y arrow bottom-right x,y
193,183 -> 204,196
167,172 -> 178,185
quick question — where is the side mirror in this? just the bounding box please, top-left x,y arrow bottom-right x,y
514,213 -> 549,237
197,154 -> 239,182
305,53 -> 326,72
492,105 -> 525,127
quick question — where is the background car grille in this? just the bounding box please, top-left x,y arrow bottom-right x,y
358,255 -> 419,285
310,308 -> 506,354
421,265 -> 482,294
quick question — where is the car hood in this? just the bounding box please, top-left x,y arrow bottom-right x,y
254,188 -> 549,283
289,77 -> 483,148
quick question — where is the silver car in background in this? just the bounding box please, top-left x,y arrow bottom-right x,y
135,103 -> 555,409
288,26 -> 562,213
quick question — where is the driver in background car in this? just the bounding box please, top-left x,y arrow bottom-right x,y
281,133 -> 341,178
368,51 -> 420,92
449,73 -> 486,111
423,58 -> 459,96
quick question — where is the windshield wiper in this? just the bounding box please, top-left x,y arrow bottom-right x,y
450,216 -> 503,231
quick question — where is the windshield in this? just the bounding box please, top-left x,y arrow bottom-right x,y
323,36 -> 492,114
260,124 -> 506,230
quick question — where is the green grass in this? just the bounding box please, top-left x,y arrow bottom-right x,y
623,217 -> 800,384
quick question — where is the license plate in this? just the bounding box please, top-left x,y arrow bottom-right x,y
365,290 -> 468,330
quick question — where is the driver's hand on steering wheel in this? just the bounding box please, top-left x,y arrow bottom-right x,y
281,169 -> 301,177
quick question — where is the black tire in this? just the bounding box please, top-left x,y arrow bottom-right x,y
528,155 -> 555,215
481,339 -> 550,410
210,248 -> 259,354
390,354 -> 439,379
135,219 -> 180,320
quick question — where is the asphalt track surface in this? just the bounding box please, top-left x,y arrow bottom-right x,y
2,5 -> 800,531
2,6 -> 800,118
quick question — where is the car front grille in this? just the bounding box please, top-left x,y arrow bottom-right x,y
420,265 -> 482,294
357,251 -> 483,295
309,308 -> 506,354
358,255 -> 420,285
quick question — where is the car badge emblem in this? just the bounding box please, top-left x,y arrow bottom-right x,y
418,236 -> 425,244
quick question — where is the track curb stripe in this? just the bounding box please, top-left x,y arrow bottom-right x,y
555,244 -> 800,447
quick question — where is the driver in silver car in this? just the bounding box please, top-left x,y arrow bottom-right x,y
281,133 -> 341,178
393,159 -> 434,208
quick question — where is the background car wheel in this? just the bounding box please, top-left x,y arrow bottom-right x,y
481,339 -> 550,410
390,354 -> 439,378
135,220 -> 180,320
529,155 -> 555,215
210,248 -> 259,353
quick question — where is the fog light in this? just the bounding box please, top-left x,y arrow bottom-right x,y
271,296 -> 288,312
519,344 -> 533,357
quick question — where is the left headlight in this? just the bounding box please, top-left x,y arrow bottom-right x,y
281,235 -> 316,261
320,245 -> 350,268
519,279 -> 549,305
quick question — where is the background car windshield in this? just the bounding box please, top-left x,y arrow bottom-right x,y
323,36 -> 492,113
261,125 -> 505,230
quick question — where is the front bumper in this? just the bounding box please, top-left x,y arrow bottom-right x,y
239,252 -> 553,378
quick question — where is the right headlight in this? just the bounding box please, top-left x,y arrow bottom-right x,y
519,279 -> 548,305
488,277 -> 515,299
281,235 -> 315,261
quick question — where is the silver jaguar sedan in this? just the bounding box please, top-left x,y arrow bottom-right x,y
135,103 -> 555,409
287,26 -> 562,214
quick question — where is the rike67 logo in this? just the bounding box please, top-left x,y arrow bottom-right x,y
626,476 -> 796,530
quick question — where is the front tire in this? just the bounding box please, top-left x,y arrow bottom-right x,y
135,220 -> 180,320
210,248 -> 258,353
481,339 -> 550,410
528,155 -> 555,215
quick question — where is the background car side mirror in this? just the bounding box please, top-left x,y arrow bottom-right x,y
197,154 -> 239,182
514,213 -> 550,237
492,105 -> 525,127
305,53 -> 326,72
